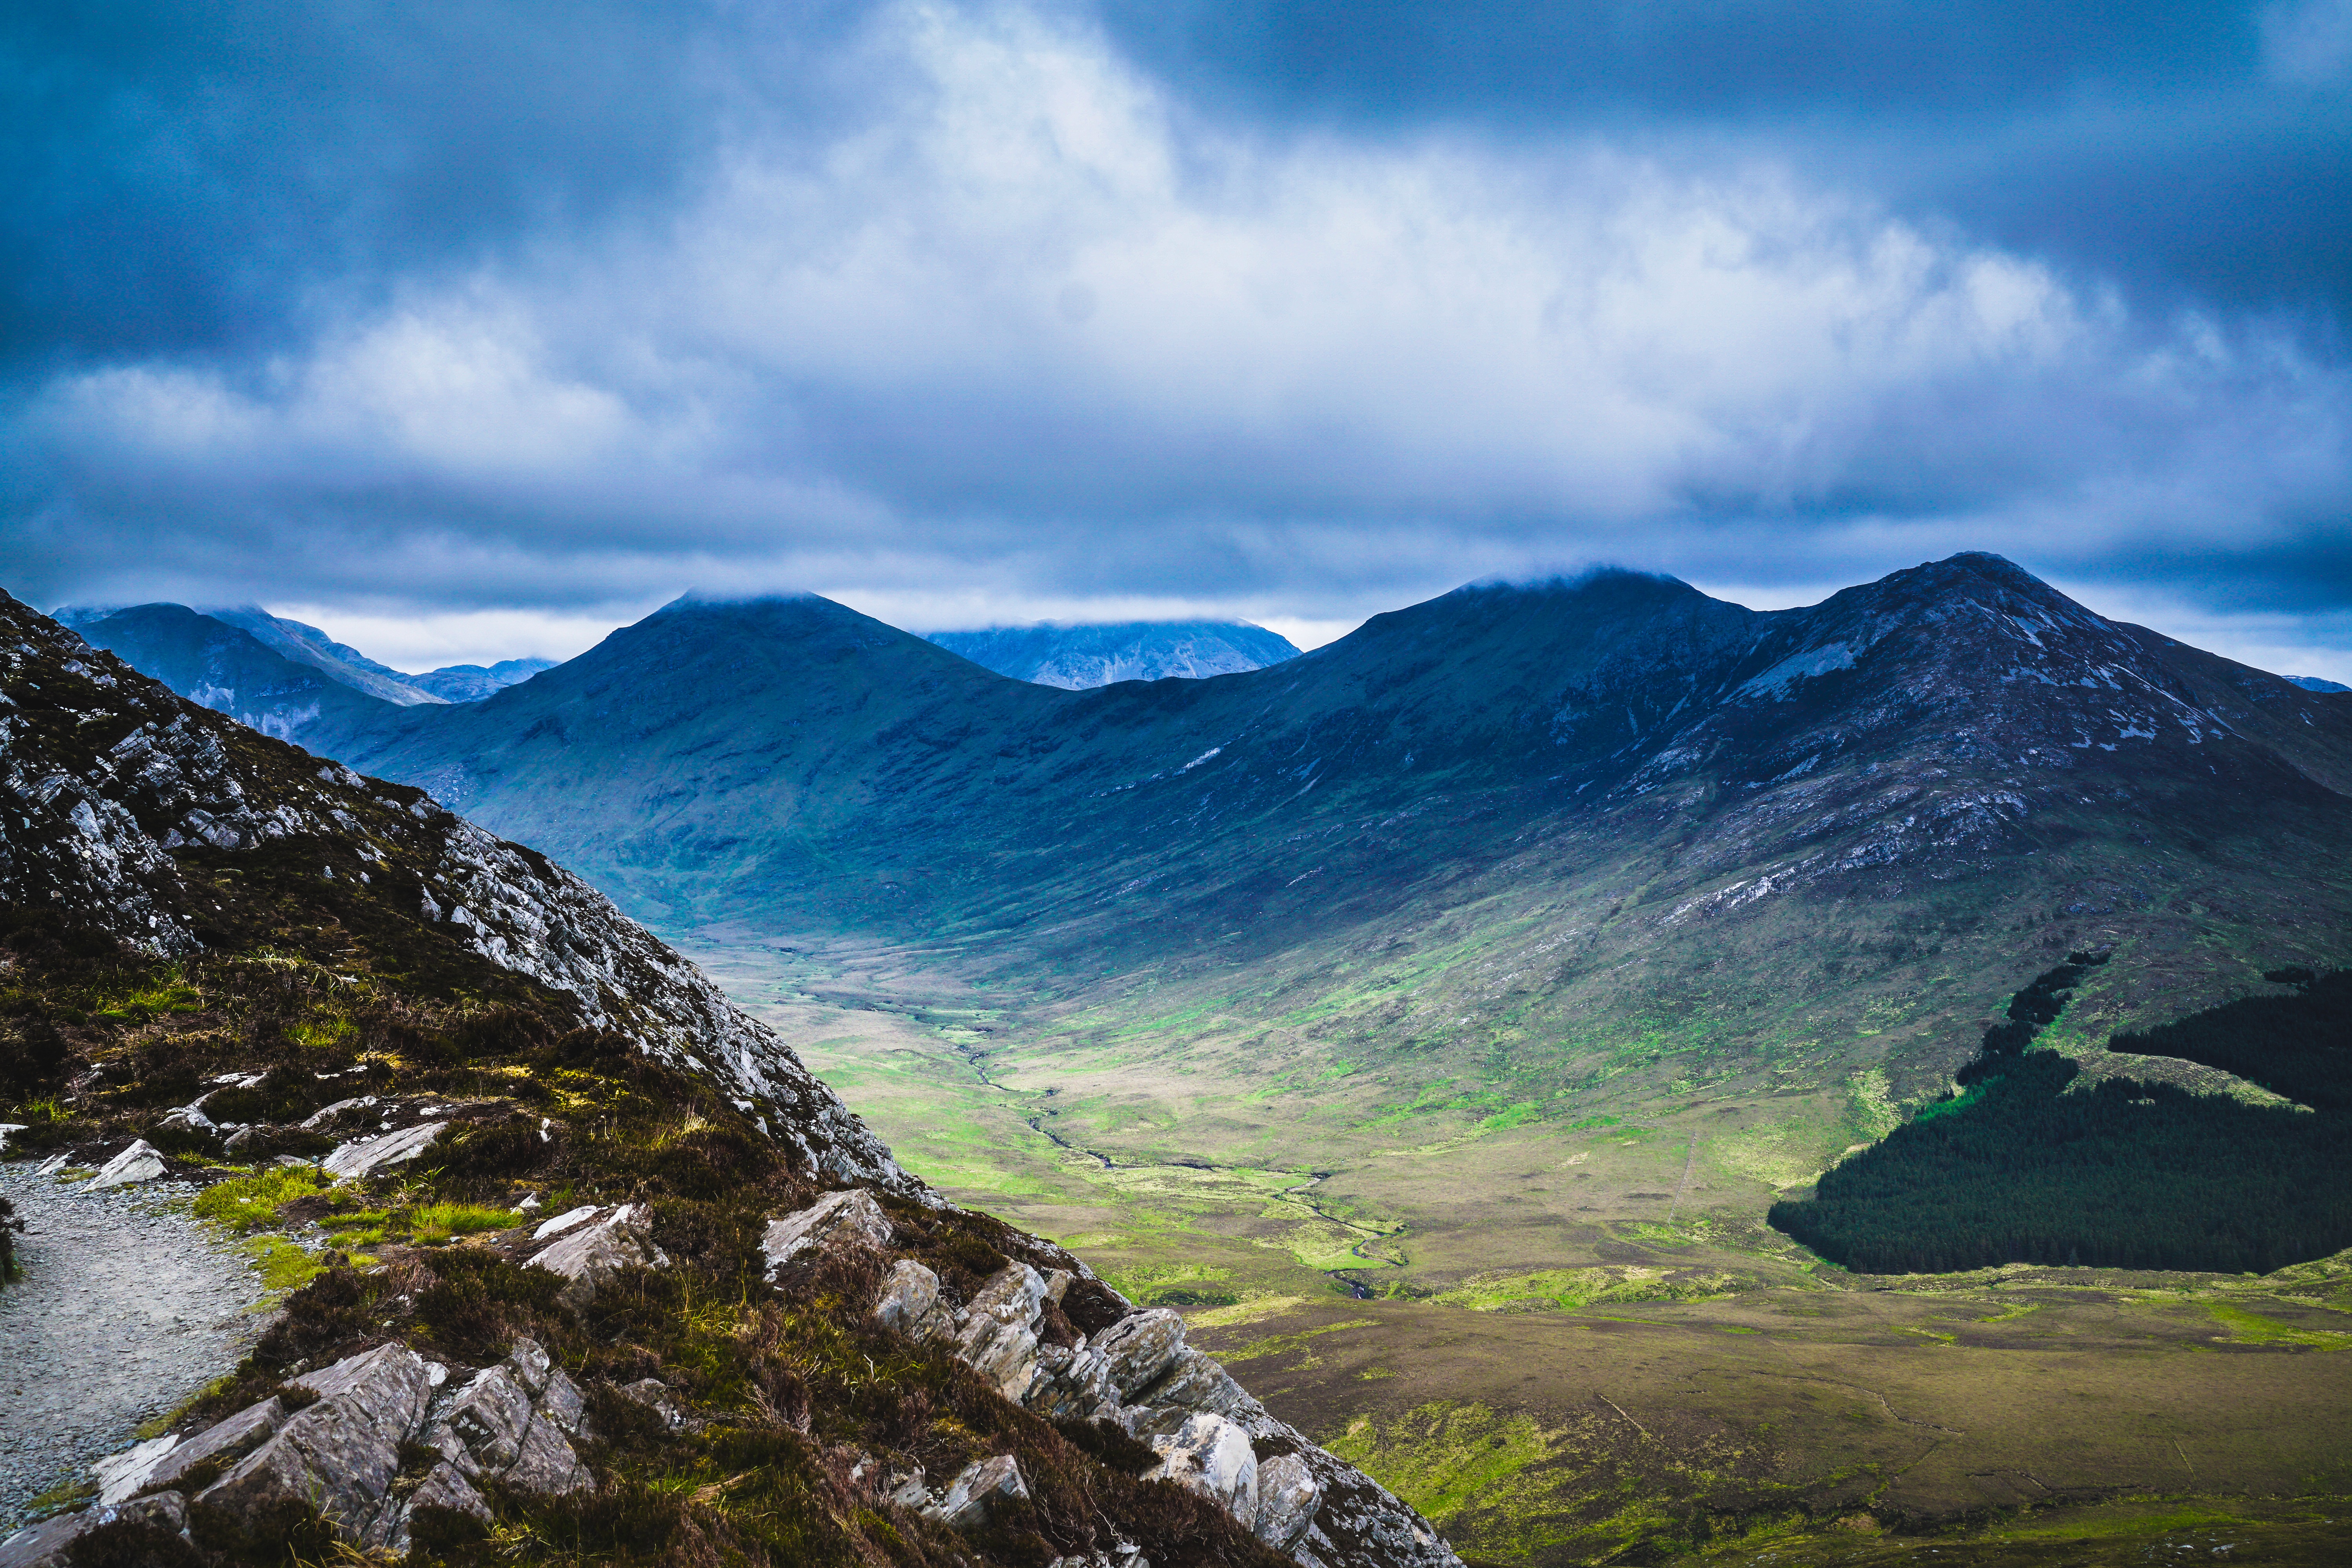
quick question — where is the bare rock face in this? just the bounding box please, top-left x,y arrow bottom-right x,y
1132,1344 -> 1263,1423
871,1258 -> 953,1342
101,1397 -> 287,1501
761,1188 -> 894,1277
925,1455 -> 1029,1532
1092,1308 -> 1187,1403
425,1339 -> 593,1495
954,1264 -> 1049,1403
1253,1454 -> 1322,1552
199,1344 -> 439,1539
1144,1414 -> 1258,1529
528,1202 -> 666,1308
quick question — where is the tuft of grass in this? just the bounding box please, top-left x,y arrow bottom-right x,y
193,1164 -> 328,1232
408,1202 -> 523,1246
241,1235 -> 325,1293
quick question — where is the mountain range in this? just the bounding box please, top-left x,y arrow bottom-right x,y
927,621 -> 1301,688
0,589 -> 1451,1568
59,557 -> 2352,1138
58,604 -> 551,716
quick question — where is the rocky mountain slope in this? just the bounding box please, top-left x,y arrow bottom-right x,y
927,622 -> 1301,689
0,592 -> 1455,1568
59,605 -> 414,748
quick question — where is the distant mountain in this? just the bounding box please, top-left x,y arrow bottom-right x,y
62,603 -> 401,744
324,556 -> 2352,1126
927,619 -> 1299,688
2291,674 -> 2350,693
201,605 -> 448,707
408,656 -> 555,702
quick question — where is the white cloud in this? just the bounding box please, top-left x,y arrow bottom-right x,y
9,0 -> 2349,673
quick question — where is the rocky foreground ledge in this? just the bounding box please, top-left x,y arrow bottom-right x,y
0,593 -> 1461,1567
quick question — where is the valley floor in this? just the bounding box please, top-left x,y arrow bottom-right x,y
679,929 -> 2352,1568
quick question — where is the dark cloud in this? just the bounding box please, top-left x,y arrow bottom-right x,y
0,0 -> 2346,680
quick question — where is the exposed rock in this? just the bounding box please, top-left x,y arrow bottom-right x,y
760,1189 -> 893,1278
1132,1345 -> 1263,1422
925,1454 -> 1029,1532
1022,1337 -> 1118,1424
93,1434 -> 181,1504
1253,1454 -> 1322,1551
870,1258 -> 952,1342
1145,1414 -> 1258,1530
1092,1307 -> 1187,1402
365,1460 -> 492,1555
0,1492 -> 188,1568
1047,1545 -> 1148,1568
199,1344 -> 439,1539
89,1140 -> 165,1189
321,1120 -> 444,1180
527,1202 -> 664,1308
425,1341 -> 593,1496
882,1466 -> 928,1508
140,1397 -> 287,1495
1043,1268 -> 1075,1303
954,1263 -> 1048,1402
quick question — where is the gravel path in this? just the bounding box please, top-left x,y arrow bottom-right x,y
0,1165 -> 271,1530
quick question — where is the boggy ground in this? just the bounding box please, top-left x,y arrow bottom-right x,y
701,936 -> 2352,1567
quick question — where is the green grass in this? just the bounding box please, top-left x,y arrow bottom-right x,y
2208,1303 -> 2352,1349
191,1164 -> 327,1231
240,1235 -> 325,1293
1326,1400 -> 1552,1528
408,1201 -> 523,1245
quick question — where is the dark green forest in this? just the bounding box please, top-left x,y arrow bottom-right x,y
1770,965 -> 2352,1276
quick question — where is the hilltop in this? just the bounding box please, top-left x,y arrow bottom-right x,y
0,592 -> 1454,1568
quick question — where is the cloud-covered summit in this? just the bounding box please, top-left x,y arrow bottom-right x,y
2,0 -> 2347,678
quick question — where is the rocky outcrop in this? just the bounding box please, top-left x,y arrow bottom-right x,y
30,1339 -> 602,1559
760,1187 -> 893,1277
925,1454 -> 1031,1532
527,1202 -> 667,1308
766,1192 -> 1465,1568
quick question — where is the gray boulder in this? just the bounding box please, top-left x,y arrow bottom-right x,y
760,1189 -> 893,1278
528,1203 -> 665,1308
925,1455 -> 1029,1531
1132,1345 -> 1263,1423
90,1139 -> 165,1189
1145,1413 -> 1258,1531
1022,1339 -> 1118,1425
321,1120 -> 444,1180
198,1344 -> 439,1539
871,1257 -> 953,1341
364,1461 -> 493,1556
1253,1453 -> 1322,1551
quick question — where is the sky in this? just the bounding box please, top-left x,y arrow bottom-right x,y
3,0 -> 2350,676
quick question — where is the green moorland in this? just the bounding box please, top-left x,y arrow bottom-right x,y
686,927 -> 2352,1567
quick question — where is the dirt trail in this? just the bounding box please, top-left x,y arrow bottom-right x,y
0,1165 -> 270,1530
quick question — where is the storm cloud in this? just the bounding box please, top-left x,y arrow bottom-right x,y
3,0 -> 2348,674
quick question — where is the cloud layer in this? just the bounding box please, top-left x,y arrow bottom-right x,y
3,1 -> 2347,675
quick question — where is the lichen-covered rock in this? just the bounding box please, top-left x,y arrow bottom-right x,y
1145,1413 -> 1258,1530
954,1263 -> 1048,1402
761,1189 -> 893,1278
528,1202 -> 664,1308
619,1377 -> 698,1432
425,1341 -> 594,1498
871,1257 -> 952,1341
199,1344 -> 437,1539
925,1454 -> 1029,1532
1092,1307 -> 1187,1402
1253,1454 -> 1322,1551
